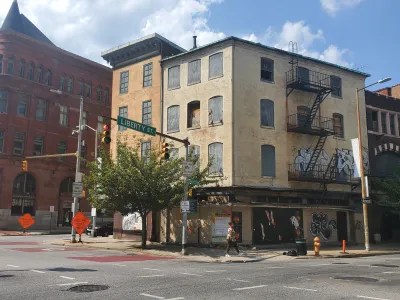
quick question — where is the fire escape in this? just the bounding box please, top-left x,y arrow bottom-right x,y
286,52 -> 335,183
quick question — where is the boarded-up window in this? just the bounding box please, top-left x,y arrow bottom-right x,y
333,113 -> 344,138
167,105 -> 180,132
331,75 -> 342,97
260,99 -> 274,127
208,96 -> 223,125
208,142 -> 223,175
261,145 -> 275,176
209,52 -> 223,79
187,101 -> 200,128
168,66 -> 180,89
188,59 -> 201,85
189,145 -> 200,167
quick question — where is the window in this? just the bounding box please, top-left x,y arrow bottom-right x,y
187,101 -> 200,128
104,87 -> 110,105
141,141 -> 151,163
44,70 -> 52,86
297,67 -> 309,82
97,115 -> 104,133
0,130 -> 4,153
0,55 -> 2,73
19,60 -> 25,77
67,77 -> 73,93
208,96 -> 223,125
333,113 -> 344,138
11,174 -> 35,216
85,82 -> 92,97
169,148 -> 179,160
188,59 -> 201,85
57,141 -> 67,161
208,142 -> 223,175
260,99 -> 274,127
82,111 -> 87,128
0,90 -> 8,113
143,63 -> 152,87
13,132 -> 25,155
79,81 -> 84,96
7,57 -> 15,75
17,95 -> 28,117
35,99 -> 47,121
261,57 -> 274,82
28,63 -> 34,80
36,66 -> 43,83
297,106 -> 310,127
398,115 -> 400,136
142,100 -> 152,125
120,71 -> 129,94
367,109 -> 379,132
60,177 -> 74,194
189,145 -> 200,167
168,66 -> 180,89
33,136 -> 44,156
331,75 -> 342,97
261,145 -> 275,176
59,105 -> 68,127
118,106 -> 128,131
97,86 -> 102,102
209,52 -> 223,79
390,114 -> 396,135
59,75 -> 65,91
381,111 -> 387,134
167,105 -> 180,132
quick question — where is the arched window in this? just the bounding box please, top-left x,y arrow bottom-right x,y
44,70 -> 52,86
333,113 -> 344,138
187,100 -> 200,128
19,59 -> 26,77
167,105 -> 180,132
36,66 -> 43,83
28,63 -> 35,80
7,56 -> 15,75
208,142 -> 223,175
208,96 -> 223,125
67,77 -> 74,93
261,145 -> 275,176
11,173 -> 36,215
209,52 -> 223,78
59,177 -> 74,194
260,99 -> 274,127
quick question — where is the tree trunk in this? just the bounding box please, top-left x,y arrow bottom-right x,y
141,212 -> 147,249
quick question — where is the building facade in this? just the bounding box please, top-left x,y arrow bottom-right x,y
0,1 -> 112,229
161,37 -> 369,245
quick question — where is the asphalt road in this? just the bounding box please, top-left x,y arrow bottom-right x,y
1,234 -> 400,300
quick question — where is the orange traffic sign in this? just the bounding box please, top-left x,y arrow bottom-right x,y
71,212 -> 91,235
18,213 -> 35,230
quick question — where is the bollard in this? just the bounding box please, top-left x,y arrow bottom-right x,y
313,237 -> 320,256
341,240 -> 348,254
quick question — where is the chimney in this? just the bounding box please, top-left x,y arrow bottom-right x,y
191,36 -> 197,50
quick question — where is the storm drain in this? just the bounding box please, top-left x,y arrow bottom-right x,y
333,276 -> 378,283
371,264 -> 399,268
68,285 -> 109,293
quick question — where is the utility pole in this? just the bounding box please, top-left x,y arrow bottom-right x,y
181,143 -> 189,255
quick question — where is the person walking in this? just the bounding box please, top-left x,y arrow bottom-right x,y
225,221 -> 241,257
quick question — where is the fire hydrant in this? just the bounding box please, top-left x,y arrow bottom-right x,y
313,236 -> 321,256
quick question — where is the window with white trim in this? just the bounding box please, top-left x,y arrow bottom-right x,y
118,106 -> 128,131
59,105 -> 68,127
141,141 -> 151,163
142,100 -> 152,125
120,71 -> 129,94
143,63 -> 152,87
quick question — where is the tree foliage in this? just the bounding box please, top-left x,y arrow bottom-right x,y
84,140 -> 219,248
371,168 -> 400,210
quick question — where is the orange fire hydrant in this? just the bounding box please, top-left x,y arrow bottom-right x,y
313,236 -> 321,256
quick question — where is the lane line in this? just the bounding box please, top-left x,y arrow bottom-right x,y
140,293 -> 165,299
52,282 -> 88,287
113,264 -> 127,267
284,286 -> 318,292
310,264 -> 331,267
232,279 -> 251,283
137,275 -> 165,278
180,272 -> 202,277
30,270 -> 45,274
382,271 -> 400,274
264,266 -> 284,269
166,298 -> 184,300
205,270 -> 226,273
143,268 -> 162,271
60,276 -> 75,280
233,285 -> 267,291
6,264 -> 20,268
356,296 -> 390,300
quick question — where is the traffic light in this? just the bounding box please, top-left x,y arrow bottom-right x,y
21,160 -> 28,172
188,188 -> 192,197
101,124 -> 111,144
161,142 -> 170,160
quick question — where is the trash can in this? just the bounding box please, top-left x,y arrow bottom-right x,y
295,239 -> 307,255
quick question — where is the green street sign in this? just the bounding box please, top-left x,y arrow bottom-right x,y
117,116 -> 156,136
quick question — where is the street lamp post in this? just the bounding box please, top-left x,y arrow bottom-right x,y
355,77 -> 391,251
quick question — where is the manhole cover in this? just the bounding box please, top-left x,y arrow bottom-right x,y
333,276 -> 378,283
68,285 -> 109,293
332,262 -> 349,264
371,264 -> 399,268
0,275 -> 14,278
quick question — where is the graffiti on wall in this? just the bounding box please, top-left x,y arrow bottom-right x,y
355,220 -> 364,231
294,148 -> 329,171
310,212 -> 337,240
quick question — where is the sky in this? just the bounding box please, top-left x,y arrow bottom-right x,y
0,0 -> 398,88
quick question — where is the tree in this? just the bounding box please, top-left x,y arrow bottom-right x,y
371,167 -> 400,209
84,140 -> 218,248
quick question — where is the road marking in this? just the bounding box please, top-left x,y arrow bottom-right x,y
264,266 -> 284,269
30,270 -> 45,274
60,276 -> 75,280
113,263 -> 127,267
205,270 -> 226,273
180,272 -> 202,277
140,294 -> 164,299
383,271 -> 400,274
143,268 -> 162,271
51,282 -> 88,287
284,286 -> 318,292
232,279 -> 251,283
6,264 -> 20,268
356,296 -> 390,300
233,285 -> 267,291
310,264 -> 331,266
356,265 -> 372,267
137,275 -> 165,278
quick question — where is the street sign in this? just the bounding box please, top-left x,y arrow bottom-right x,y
182,161 -> 194,176
180,200 -> 190,212
18,213 -> 35,230
72,182 -> 83,198
71,212 -> 91,235
91,207 -> 97,217
117,116 -> 156,136
50,206 -> 55,213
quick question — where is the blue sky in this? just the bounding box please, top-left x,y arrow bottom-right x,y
1,0 -> 398,88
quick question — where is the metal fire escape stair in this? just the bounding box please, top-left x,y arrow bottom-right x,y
303,90 -> 331,128
304,135 -> 329,174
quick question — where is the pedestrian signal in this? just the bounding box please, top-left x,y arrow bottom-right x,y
161,142 -> 170,160
102,124 -> 111,144
22,160 -> 28,172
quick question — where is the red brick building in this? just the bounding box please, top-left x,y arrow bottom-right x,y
0,1 -> 112,229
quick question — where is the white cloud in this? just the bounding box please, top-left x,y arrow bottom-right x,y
320,0 -> 363,16
241,33 -> 258,43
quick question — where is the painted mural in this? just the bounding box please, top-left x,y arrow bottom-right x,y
309,212 -> 337,240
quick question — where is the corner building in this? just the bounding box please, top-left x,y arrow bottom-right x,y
161,37 -> 369,245
0,1 -> 112,229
